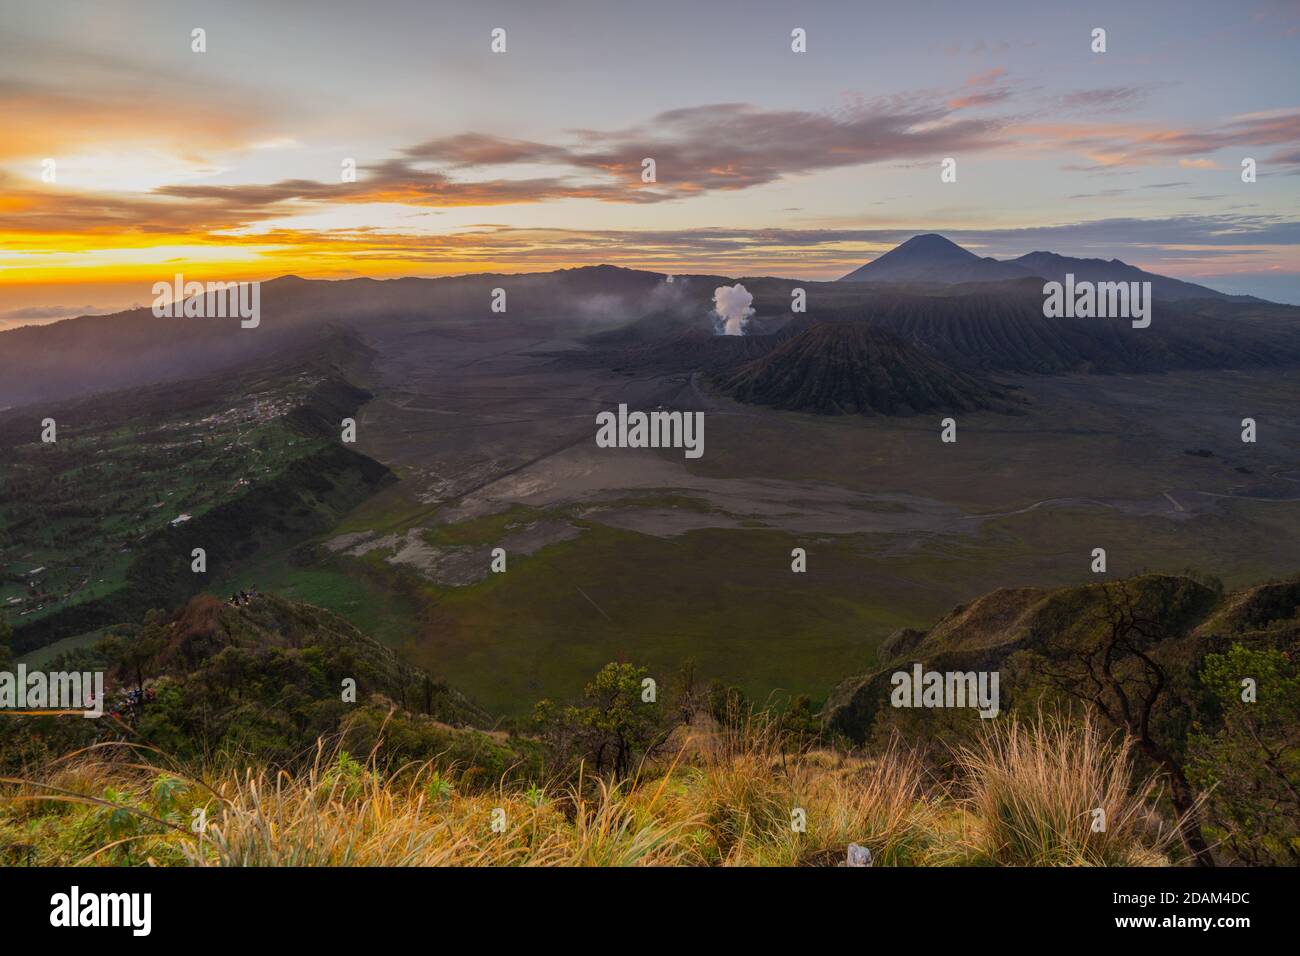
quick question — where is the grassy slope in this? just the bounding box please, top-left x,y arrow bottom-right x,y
823,571 -> 1300,741
219,488 -> 1299,719
1,711 -> 1175,867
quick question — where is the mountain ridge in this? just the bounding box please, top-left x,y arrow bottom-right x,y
839,233 -> 1260,302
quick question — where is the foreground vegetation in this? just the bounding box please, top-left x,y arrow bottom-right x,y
2,712 -> 1179,867
1,570 -> 1296,866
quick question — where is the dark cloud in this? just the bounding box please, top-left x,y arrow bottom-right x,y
70,99 -> 1015,225
0,172 -> 285,236
398,99 -> 1013,200
115,102 -> 1298,234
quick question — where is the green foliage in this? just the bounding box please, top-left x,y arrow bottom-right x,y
1189,645 -> 1300,865
4,363 -> 390,656
705,678 -> 747,726
425,771 -> 454,803
99,608 -> 168,693
535,662 -> 663,776
776,694 -> 822,745
324,751 -> 375,802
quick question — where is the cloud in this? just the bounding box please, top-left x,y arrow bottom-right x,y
2,77 -> 1297,276
965,68 -> 1008,87
947,90 -> 1013,110
11,97 -> 1012,234
1054,86 -> 1148,113
0,303 -> 115,330
0,74 -> 285,162
168,215 -> 1300,281
1017,109 -> 1300,169
0,303 -> 107,320
395,99 -> 1014,200
0,172 -> 284,238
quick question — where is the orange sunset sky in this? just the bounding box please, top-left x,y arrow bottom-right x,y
3,0 -> 1299,326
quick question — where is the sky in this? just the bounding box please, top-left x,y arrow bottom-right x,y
2,0 -> 1299,326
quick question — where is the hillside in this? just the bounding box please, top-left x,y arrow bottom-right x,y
813,284 -> 1300,374
1011,250 -> 1257,303
0,267 -> 678,410
1,331 -> 395,653
4,572 -> 1296,867
0,591 -> 529,777
146,593 -> 494,731
711,322 -> 1009,415
8,261 -> 1293,417
823,572 -> 1300,742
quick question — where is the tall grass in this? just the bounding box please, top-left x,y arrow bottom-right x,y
1,713 -> 1178,866
955,711 -> 1176,866
672,713 -> 936,865
179,740 -> 704,866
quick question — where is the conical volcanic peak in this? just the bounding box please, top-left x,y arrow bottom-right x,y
839,234 -> 1033,283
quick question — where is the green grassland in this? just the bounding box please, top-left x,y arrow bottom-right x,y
214,551 -> 424,650
9,360 -> 1296,722
232,365 -> 1292,717
214,484 -> 1298,719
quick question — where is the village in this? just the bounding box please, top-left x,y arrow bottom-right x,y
0,377 -> 321,626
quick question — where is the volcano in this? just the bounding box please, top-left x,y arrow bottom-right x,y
838,234 -> 1034,284
839,234 -> 1255,302
712,321 -> 1007,416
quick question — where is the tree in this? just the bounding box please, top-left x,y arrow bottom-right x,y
1042,579 -> 1216,866
1189,646 -> 1300,865
779,694 -> 822,747
706,678 -> 747,727
534,663 -> 662,777
669,658 -> 701,726
100,609 -> 169,698
583,663 -> 662,776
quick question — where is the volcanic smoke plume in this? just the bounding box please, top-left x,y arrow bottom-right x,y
712,283 -> 754,336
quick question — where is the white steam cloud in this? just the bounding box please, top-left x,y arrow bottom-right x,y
712,283 -> 754,336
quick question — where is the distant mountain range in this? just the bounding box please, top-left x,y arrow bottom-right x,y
839,234 -> 1260,303
2,245 -> 1298,413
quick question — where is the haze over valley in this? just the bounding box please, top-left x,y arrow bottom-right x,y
5,235 -> 1298,713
